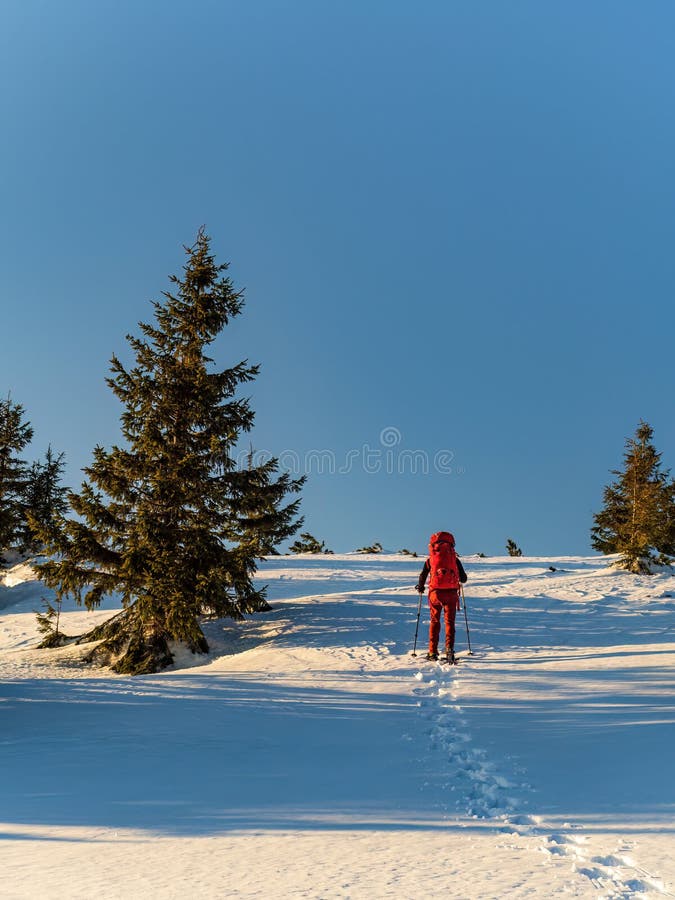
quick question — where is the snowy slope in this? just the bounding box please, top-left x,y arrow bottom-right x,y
2,554 -> 675,899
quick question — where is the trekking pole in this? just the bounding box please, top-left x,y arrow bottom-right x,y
411,590 -> 423,657
460,584 -> 473,655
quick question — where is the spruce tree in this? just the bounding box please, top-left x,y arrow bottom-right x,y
506,538 -> 522,557
34,230 -> 304,673
289,532 -> 326,554
35,597 -> 68,648
356,541 -> 382,554
23,446 -> 68,553
0,395 -> 33,563
591,421 -> 675,573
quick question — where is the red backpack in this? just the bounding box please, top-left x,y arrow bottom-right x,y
428,531 -> 460,590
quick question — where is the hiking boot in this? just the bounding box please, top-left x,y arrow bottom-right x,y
444,649 -> 456,664
425,651 -> 438,661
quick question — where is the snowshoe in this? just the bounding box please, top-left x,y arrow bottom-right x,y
425,651 -> 439,661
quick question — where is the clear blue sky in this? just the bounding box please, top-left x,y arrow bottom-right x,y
2,1 -> 675,556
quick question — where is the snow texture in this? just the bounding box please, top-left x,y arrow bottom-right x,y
2,553 -> 675,898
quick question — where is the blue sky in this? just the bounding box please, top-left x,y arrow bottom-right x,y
2,1 -> 675,556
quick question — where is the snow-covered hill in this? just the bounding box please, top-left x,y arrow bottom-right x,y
2,554 -> 675,898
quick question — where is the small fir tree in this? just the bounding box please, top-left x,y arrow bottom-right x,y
356,541 -> 382,554
591,421 -> 675,573
34,230 -> 304,674
35,597 -> 68,648
289,532 -> 327,554
0,395 -> 33,563
506,538 -> 522,557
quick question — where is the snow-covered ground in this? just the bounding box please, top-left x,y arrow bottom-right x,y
2,553 -> 675,899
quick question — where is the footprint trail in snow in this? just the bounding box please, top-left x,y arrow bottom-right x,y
412,660 -> 674,899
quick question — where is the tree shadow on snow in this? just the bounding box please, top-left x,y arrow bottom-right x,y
5,569 -> 675,839
3,667 -> 487,838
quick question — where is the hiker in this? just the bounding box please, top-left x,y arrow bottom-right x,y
416,531 -> 467,662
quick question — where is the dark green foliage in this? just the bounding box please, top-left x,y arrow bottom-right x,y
506,538 -> 522,557
289,532 -> 328,554
0,396 -> 33,563
238,449 -> 305,557
82,609 -> 178,673
399,548 -> 418,557
23,446 -> 68,553
0,398 -> 67,563
357,541 -> 382,554
477,552 -> 487,558
34,230 -> 304,674
591,421 -> 675,573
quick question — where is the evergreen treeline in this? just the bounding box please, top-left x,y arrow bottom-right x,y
0,396 -> 68,565
33,230 -> 304,674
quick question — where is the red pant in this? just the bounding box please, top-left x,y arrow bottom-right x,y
428,589 -> 459,654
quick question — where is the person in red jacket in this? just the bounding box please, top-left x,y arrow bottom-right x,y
417,531 -> 467,662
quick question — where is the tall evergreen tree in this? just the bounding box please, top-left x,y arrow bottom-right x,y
591,421 -> 675,573
34,230 -> 304,673
0,395 -> 33,563
23,446 -> 68,553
